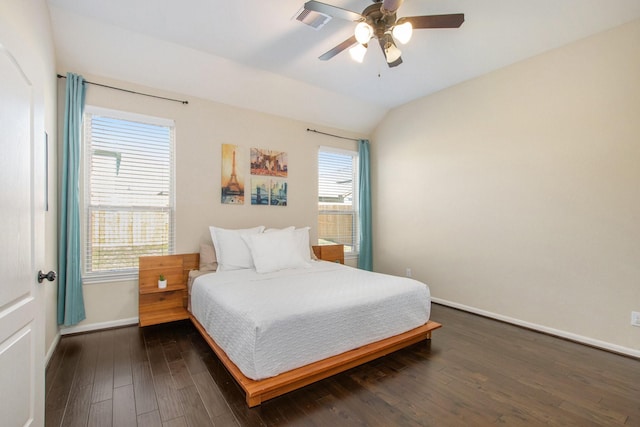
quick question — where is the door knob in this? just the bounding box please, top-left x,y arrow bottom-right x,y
38,270 -> 57,283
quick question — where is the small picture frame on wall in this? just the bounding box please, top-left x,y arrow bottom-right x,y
221,144 -> 245,204
250,148 -> 288,177
270,179 -> 287,206
251,177 -> 270,205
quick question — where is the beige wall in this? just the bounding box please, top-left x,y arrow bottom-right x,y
0,0 -> 59,361
56,74 -> 361,332
372,19 -> 640,354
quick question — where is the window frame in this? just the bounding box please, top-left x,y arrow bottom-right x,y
81,106 -> 176,283
317,146 -> 360,257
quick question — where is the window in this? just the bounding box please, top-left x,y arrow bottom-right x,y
317,146 -> 359,255
83,107 -> 175,281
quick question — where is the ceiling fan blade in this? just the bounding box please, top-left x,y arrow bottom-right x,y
319,35 -> 358,60
378,38 -> 403,68
381,0 -> 404,14
304,1 -> 363,22
399,13 -> 465,29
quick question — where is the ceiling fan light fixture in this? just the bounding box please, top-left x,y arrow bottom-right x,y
384,43 -> 402,63
354,21 -> 373,44
349,43 -> 367,63
392,21 -> 413,44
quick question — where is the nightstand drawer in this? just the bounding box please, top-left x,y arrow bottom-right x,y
312,244 -> 344,264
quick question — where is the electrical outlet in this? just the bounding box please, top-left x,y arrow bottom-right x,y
405,268 -> 412,278
632,311 -> 640,327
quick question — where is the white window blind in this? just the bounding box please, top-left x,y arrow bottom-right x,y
83,107 -> 175,281
318,147 -> 359,254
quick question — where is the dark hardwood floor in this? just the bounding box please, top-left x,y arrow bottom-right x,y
45,304 -> 640,426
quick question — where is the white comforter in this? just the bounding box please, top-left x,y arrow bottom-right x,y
190,261 -> 431,380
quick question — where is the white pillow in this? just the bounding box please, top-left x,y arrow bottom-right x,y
264,226 -> 295,233
209,225 -> 265,271
294,226 -> 312,262
264,226 -> 312,262
242,228 -> 309,273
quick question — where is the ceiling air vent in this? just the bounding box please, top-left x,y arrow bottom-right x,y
294,6 -> 332,30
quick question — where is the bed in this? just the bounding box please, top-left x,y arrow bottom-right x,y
148,226 -> 441,406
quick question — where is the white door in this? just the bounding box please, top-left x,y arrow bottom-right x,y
0,43 -> 45,426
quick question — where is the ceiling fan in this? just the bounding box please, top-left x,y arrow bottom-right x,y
298,0 -> 464,67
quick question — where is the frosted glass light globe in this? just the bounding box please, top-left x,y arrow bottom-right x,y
349,43 -> 367,63
392,21 -> 413,44
355,22 -> 373,44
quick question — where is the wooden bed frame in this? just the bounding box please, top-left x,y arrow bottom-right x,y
138,253 -> 442,407
190,314 -> 441,407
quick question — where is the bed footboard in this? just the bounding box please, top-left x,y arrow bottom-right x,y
190,314 -> 441,407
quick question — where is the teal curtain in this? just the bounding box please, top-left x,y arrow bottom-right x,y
358,139 -> 372,271
58,73 -> 86,326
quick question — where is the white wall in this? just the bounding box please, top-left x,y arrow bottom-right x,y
55,74 -> 362,332
372,19 -> 640,354
0,0 -> 59,361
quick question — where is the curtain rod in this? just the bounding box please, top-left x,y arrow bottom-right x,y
56,74 -> 189,105
306,128 -> 360,142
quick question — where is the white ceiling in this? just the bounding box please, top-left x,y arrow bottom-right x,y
47,0 -> 640,134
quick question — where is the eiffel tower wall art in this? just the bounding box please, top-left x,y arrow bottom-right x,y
221,144 -> 245,204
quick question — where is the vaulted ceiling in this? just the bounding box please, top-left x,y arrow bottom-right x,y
48,0 -> 640,134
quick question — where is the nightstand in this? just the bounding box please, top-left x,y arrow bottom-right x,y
312,244 -> 344,264
138,254 -> 198,327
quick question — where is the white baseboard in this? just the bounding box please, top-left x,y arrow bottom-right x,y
59,317 -> 139,336
431,297 -> 640,359
45,333 -> 61,368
